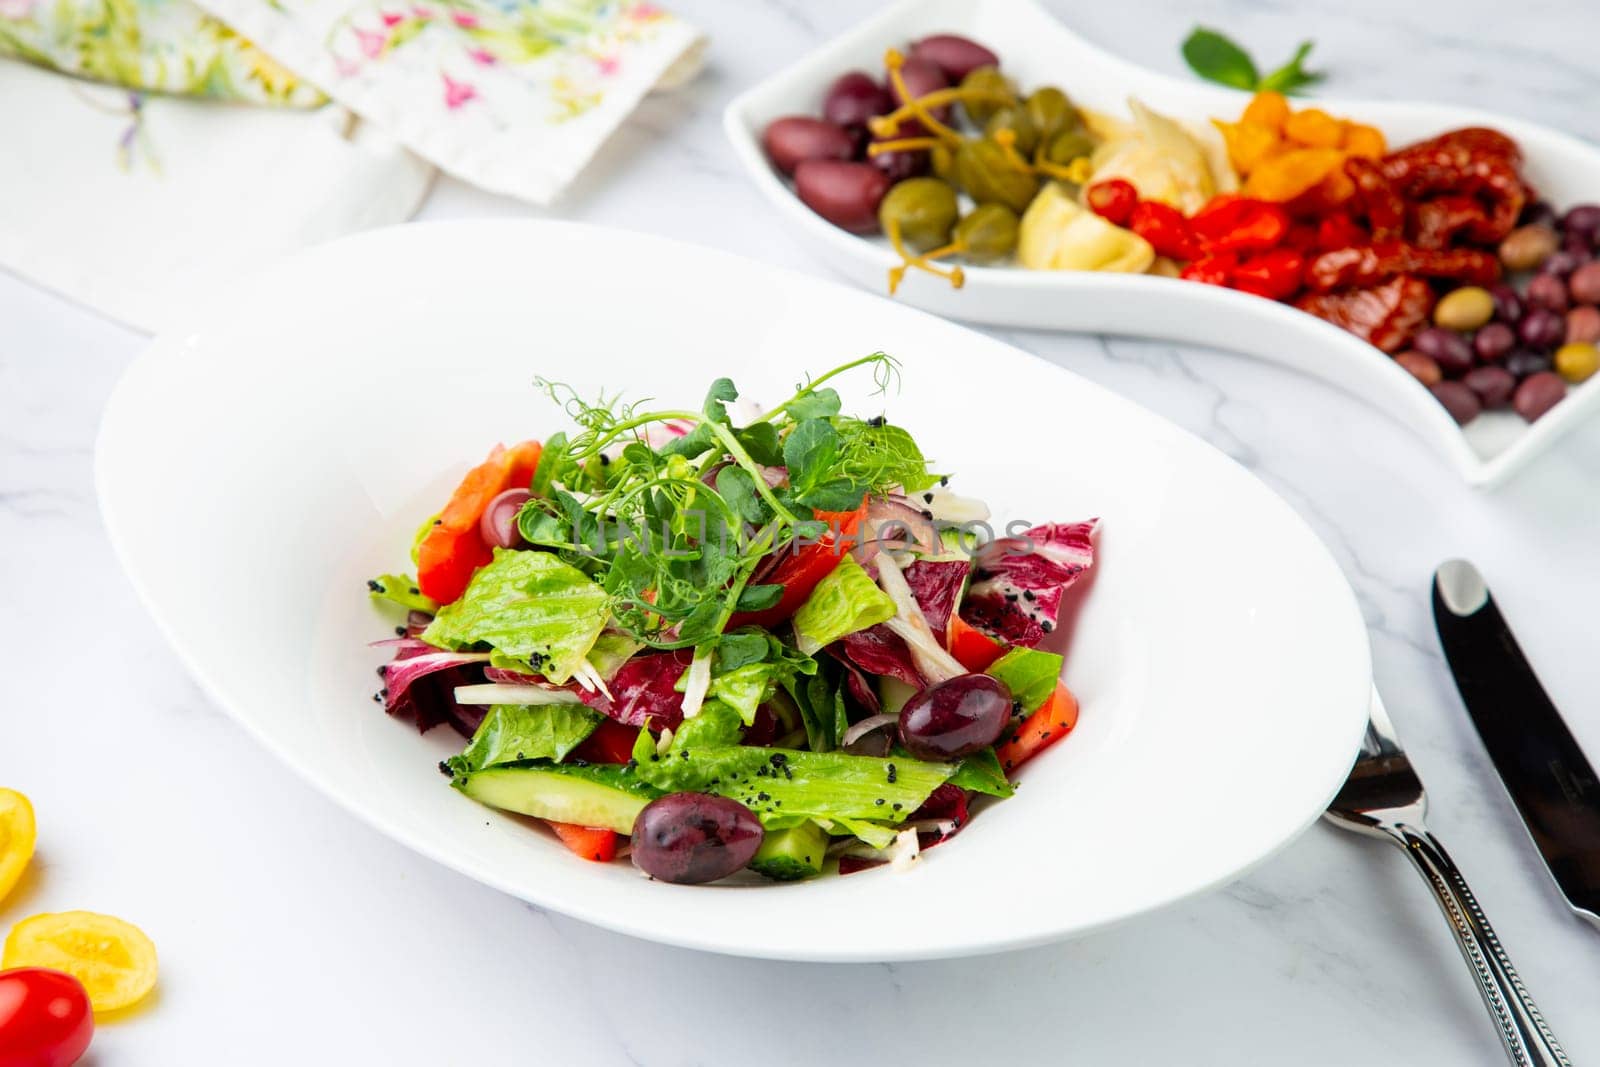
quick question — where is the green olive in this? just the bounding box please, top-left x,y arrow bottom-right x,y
1043,128 -> 1096,167
1023,86 -> 1082,142
953,138 -> 1039,214
954,203 -> 1020,263
957,66 -> 1015,126
878,177 -> 960,253
984,106 -> 1040,156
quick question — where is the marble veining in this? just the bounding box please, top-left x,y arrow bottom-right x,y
3,1 -> 1600,1063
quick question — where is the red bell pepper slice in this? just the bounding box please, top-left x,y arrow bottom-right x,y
725,503 -> 869,630
996,681 -> 1080,774
417,439 -> 542,605
946,615 -> 1006,673
571,718 -> 640,765
546,821 -> 618,862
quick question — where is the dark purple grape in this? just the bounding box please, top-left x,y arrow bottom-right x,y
1430,381 -> 1482,425
1504,348 -> 1553,378
823,71 -> 891,130
794,159 -> 892,233
1489,283 -> 1523,324
1413,326 -> 1474,376
889,56 -> 951,123
1561,203 -> 1600,239
1519,307 -> 1567,349
1513,372 -> 1568,422
1520,201 -> 1558,229
899,674 -> 1012,761
1472,322 -> 1516,362
480,488 -> 531,549
908,34 -> 1000,82
763,116 -> 855,176
631,793 -> 763,884
1540,249 -> 1589,279
1463,365 -> 1516,408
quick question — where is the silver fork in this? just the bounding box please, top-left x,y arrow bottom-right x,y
1324,691 -> 1570,1067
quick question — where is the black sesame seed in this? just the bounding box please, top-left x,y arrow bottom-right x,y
1022,590 -> 1035,602
886,763 -> 898,783
598,453 -> 611,466
394,626 -> 407,636
437,760 -> 452,777
893,803 -> 903,811
868,415 -> 885,428
875,798 -> 885,806
1041,621 -> 1053,633
920,509 -> 933,520
367,579 -> 383,592
409,587 -> 420,596
377,665 -> 387,677
939,476 -> 949,487
922,492 -> 934,504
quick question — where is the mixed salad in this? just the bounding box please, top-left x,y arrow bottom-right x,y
366,355 -> 1097,885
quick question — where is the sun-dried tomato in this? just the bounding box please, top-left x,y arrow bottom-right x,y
1411,195 -> 1493,250
1295,274 -> 1436,352
1305,239 -> 1500,291
1128,200 -> 1204,260
1345,157 -> 1406,241
1379,127 -> 1527,245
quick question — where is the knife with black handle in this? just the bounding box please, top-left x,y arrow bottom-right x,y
1433,559 -> 1600,928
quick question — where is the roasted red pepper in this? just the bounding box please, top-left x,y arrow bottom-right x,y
1085,179 -> 1139,226
1179,253 -> 1238,287
1189,196 -> 1290,254
1230,248 -> 1305,300
1128,201 -> 1204,260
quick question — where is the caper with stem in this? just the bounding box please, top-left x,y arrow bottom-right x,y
984,106 -> 1040,156
957,66 -> 1015,126
953,136 -> 1039,213
879,178 -> 963,295
954,203 -> 1020,263
1023,86 -> 1083,143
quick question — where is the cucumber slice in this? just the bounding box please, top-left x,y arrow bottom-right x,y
749,821 -> 828,882
454,763 -> 659,833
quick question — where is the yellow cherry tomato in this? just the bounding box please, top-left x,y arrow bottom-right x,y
0,789 -> 36,905
3,911 -> 158,1013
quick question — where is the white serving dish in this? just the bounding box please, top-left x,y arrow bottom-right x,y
96,220 -> 1371,961
723,0 -> 1600,488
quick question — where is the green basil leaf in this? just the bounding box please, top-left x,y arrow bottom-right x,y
1181,27 -> 1260,90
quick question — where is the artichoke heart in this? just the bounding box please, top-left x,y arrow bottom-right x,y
1017,183 -> 1154,273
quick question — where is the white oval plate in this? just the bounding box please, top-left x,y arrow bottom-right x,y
723,0 -> 1600,488
96,220 -> 1371,961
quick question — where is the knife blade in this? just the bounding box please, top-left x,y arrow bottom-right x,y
1433,559 -> 1600,927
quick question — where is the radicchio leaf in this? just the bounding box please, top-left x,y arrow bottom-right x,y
837,558 -> 971,686
961,520 -> 1098,647
376,646 -> 492,735
482,650 -> 694,730
901,559 -> 970,635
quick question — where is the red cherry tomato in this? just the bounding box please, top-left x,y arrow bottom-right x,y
0,968 -> 93,1067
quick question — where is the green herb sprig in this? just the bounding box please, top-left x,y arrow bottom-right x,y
517,353 -> 939,650
1181,28 -> 1322,95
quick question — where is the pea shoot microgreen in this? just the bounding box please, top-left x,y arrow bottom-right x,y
517,353 -> 940,650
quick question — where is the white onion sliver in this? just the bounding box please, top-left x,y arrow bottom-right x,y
888,828 -> 922,872
876,554 -> 966,683
839,713 -> 898,748
678,646 -> 713,719
453,683 -> 585,706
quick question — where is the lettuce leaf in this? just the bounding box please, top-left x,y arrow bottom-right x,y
636,708 -> 955,823
985,646 -> 1064,714
792,554 -> 896,656
422,548 -> 610,684
947,747 -> 1015,798
367,573 -> 438,614
452,703 -> 602,771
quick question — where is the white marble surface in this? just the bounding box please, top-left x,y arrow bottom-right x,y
5,1 -> 1600,1063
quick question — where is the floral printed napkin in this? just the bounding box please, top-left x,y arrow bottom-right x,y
190,0 -> 706,204
0,0 -> 325,103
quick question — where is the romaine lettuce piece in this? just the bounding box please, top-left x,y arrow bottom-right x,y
451,704 -> 602,772
367,573 -> 439,614
985,646 -> 1064,715
792,554 -> 896,656
422,548 -> 610,684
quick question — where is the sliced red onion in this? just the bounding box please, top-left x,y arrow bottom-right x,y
839,713 -> 898,748
480,488 -> 532,549
853,497 -> 939,566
